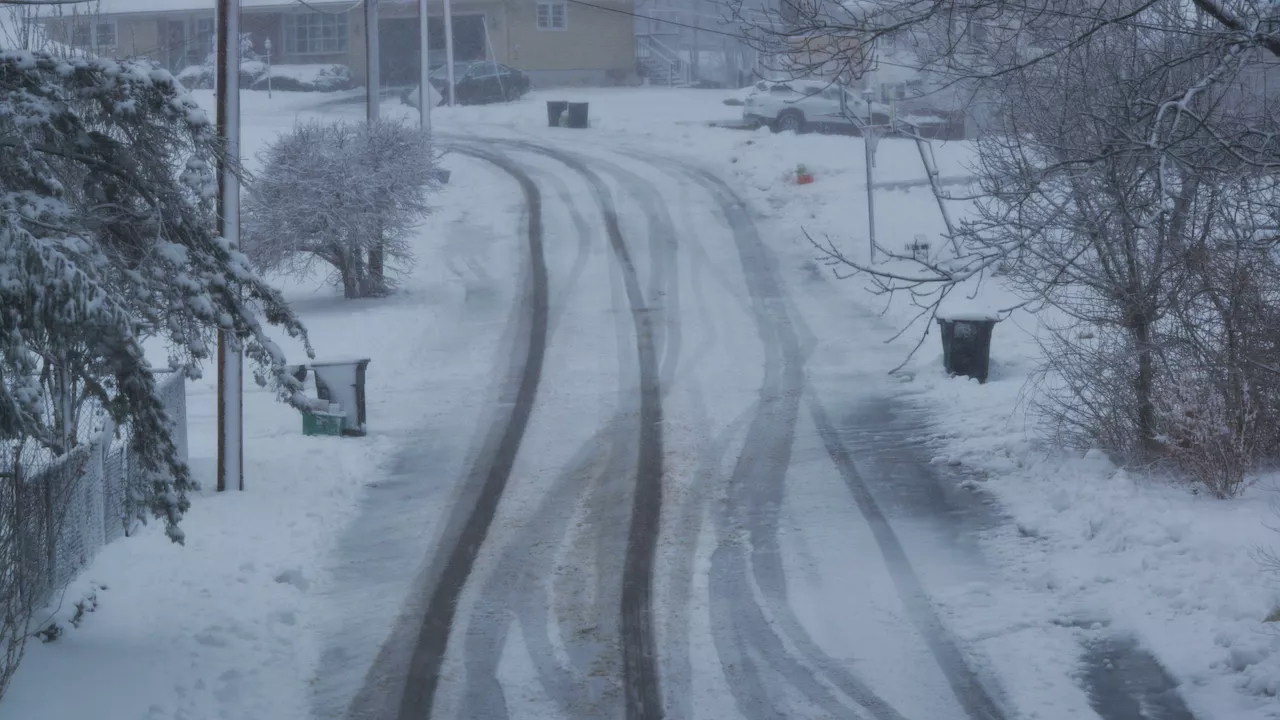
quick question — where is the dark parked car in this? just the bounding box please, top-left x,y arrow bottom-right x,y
426,61 -> 530,105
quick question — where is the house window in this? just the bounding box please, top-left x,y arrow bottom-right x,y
95,21 -> 116,48
70,19 -> 116,50
285,12 -> 348,55
196,18 -> 215,63
71,22 -> 91,48
537,1 -> 567,31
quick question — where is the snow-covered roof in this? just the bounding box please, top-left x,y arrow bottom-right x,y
90,0 -> 351,16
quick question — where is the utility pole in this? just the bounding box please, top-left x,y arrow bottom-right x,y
366,0 -> 385,287
366,0 -> 380,122
691,16 -> 700,85
419,0 -> 431,131
216,0 -> 243,492
443,0 -> 455,105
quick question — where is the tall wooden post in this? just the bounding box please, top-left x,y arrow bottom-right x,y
419,0 -> 431,130
443,0 -> 455,105
366,0 -> 380,122
216,0 -> 243,492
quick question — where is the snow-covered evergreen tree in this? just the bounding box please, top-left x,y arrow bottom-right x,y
242,118 -> 437,298
0,50 -> 313,542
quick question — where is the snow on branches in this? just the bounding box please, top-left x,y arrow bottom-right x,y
0,50 -> 313,541
242,118 -> 438,299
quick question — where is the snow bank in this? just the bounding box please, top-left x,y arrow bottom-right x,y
1,433 -> 388,719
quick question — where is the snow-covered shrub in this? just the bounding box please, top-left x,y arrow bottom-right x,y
175,62 -> 214,89
176,57 -> 269,90
242,119 -> 438,298
251,64 -> 353,93
176,34 -> 268,90
1157,373 -> 1257,498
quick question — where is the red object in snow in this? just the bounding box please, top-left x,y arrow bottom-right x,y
796,173 -> 815,185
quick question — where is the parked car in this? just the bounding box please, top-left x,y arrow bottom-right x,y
405,61 -> 531,107
742,79 -> 891,134
722,81 -> 768,107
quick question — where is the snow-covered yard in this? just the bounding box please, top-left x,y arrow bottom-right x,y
2,84 -> 1278,719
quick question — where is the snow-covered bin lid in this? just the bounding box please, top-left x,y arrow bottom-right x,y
307,358 -> 371,368
936,300 -> 1001,322
937,311 -> 1000,322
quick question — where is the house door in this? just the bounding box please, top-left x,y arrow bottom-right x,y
379,16 -> 489,87
379,19 -> 419,87
165,20 -> 186,72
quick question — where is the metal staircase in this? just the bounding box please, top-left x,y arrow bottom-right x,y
637,35 -> 689,86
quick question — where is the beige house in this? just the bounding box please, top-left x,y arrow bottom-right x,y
44,0 -> 638,87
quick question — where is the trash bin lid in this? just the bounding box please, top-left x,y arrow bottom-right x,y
936,310 -> 1000,322
307,358 -> 372,368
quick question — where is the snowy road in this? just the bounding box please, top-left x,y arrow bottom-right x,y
327,135 -> 1195,720
323,136 -> 1009,720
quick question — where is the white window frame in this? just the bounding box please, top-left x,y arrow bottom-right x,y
71,18 -> 117,51
284,11 -> 349,56
537,1 -> 567,31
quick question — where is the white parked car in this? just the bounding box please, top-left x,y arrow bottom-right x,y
742,79 -> 892,134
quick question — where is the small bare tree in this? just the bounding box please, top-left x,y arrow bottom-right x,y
242,119 -> 438,299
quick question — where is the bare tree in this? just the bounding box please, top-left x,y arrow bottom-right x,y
242,119 -> 439,299
804,5 -> 1280,491
729,0 -> 1280,84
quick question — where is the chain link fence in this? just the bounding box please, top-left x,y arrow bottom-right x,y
17,370 -> 188,610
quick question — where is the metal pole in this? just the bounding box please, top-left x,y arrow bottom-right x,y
265,37 -> 272,99
366,0 -> 380,122
216,0 -> 243,492
443,0 -> 455,106
865,88 -> 877,264
864,37 -> 879,264
419,0 -> 431,130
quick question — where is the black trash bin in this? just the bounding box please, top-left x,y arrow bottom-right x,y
566,102 -> 589,129
546,100 -> 568,127
936,316 -> 999,383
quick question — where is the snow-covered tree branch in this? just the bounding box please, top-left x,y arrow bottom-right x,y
0,50 -> 314,538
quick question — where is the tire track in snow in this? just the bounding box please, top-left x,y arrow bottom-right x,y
550,152 -> 667,720
436,141 -> 640,720
466,138 -> 667,720
458,415 -> 640,719
392,147 -> 549,720
668,162 -> 912,720
592,145 -> 906,718
661,159 -> 1009,719
806,392 -> 1008,720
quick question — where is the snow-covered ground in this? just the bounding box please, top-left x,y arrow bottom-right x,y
3,85 -> 1278,720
